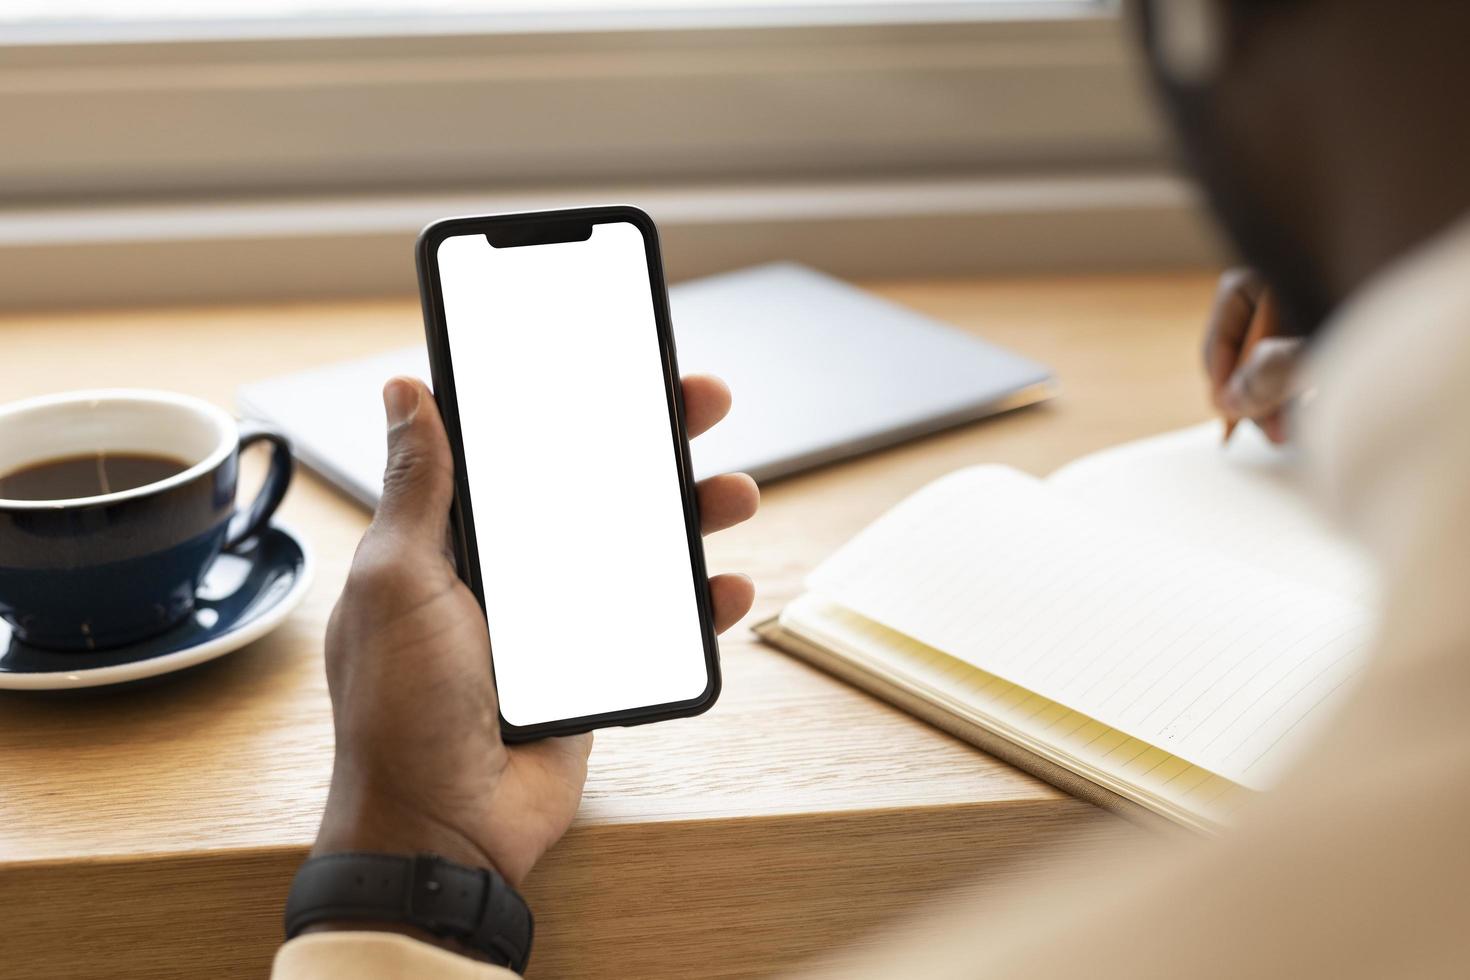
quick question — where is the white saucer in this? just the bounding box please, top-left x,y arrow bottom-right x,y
0,524 -> 313,690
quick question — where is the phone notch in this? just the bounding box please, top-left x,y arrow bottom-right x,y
484,220 -> 593,249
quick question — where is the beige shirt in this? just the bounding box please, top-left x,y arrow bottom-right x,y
275,218 -> 1470,979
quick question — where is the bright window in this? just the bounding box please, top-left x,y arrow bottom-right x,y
4,2 -> 1100,41
0,1 -> 1183,309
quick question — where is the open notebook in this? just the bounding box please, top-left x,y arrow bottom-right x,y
756,423 -> 1377,833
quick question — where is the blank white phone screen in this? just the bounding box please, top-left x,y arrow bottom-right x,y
436,221 -> 711,728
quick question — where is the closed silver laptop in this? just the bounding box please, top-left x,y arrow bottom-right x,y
238,262 -> 1054,507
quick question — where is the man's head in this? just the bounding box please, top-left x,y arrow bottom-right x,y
1129,0 -> 1470,336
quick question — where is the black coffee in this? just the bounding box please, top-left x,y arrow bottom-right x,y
0,452 -> 189,501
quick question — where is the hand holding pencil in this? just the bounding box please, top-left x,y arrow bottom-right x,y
1202,268 -> 1306,445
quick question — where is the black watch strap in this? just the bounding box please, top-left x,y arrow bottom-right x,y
284,852 -> 533,974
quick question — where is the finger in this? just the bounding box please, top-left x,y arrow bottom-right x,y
683,374 -> 732,440
1259,411 -> 1289,445
710,572 -> 755,633
372,377 -> 455,545
1203,268 -> 1267,399
698,473 -> 759,535
1221,337 -> 1305,420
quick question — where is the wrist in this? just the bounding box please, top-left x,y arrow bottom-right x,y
313,780 -> 505,882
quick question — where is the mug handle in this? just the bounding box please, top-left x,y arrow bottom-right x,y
225,420 -> 294,550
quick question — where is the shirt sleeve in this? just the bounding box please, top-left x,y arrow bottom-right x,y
272,933 -> 521,980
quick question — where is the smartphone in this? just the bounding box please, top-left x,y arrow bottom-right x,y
415,206 -> 720,741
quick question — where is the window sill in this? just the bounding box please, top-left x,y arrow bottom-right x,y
0,171 -> 1220,310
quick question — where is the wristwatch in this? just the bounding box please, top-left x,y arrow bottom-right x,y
284,852 -> 533,973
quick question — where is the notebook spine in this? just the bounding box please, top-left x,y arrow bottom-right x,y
753,615 -> 1185,836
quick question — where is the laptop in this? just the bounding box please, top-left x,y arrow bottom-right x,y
237,263 -> 1054,507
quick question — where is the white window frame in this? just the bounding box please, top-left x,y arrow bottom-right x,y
0,2 -> 1219,308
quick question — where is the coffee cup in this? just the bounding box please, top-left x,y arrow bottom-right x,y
0,389 -> 293,651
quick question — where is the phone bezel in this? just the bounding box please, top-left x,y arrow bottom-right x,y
415,205 -> 722,742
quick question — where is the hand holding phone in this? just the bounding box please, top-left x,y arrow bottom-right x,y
310,207 -> 756,897
313,372 -> 756,888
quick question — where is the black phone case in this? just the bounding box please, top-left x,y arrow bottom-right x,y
415,205 -> 722,742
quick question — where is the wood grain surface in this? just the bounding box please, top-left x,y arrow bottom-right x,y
0,272 -> 1217,978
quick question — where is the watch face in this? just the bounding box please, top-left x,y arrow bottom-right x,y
284,853 -> 532,972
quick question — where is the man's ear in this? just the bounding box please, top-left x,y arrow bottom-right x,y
1145,0 -> 1225,86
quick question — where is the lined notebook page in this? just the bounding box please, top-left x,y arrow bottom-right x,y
1048,422 -> 1374,602
780,594 -> 1247,831
807,467 -> 1372,789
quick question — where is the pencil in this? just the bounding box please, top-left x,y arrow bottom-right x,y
1221,293 -> 1275,447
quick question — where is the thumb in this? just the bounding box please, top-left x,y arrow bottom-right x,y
1220,337 -> 1305,420
373,376 -> 454,544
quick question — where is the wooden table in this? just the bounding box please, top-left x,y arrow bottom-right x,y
0,272 -> 1218,979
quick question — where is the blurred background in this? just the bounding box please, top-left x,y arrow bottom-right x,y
0,0 -> 1220,309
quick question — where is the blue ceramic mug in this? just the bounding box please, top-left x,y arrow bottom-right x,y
0,390 -> 293,651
